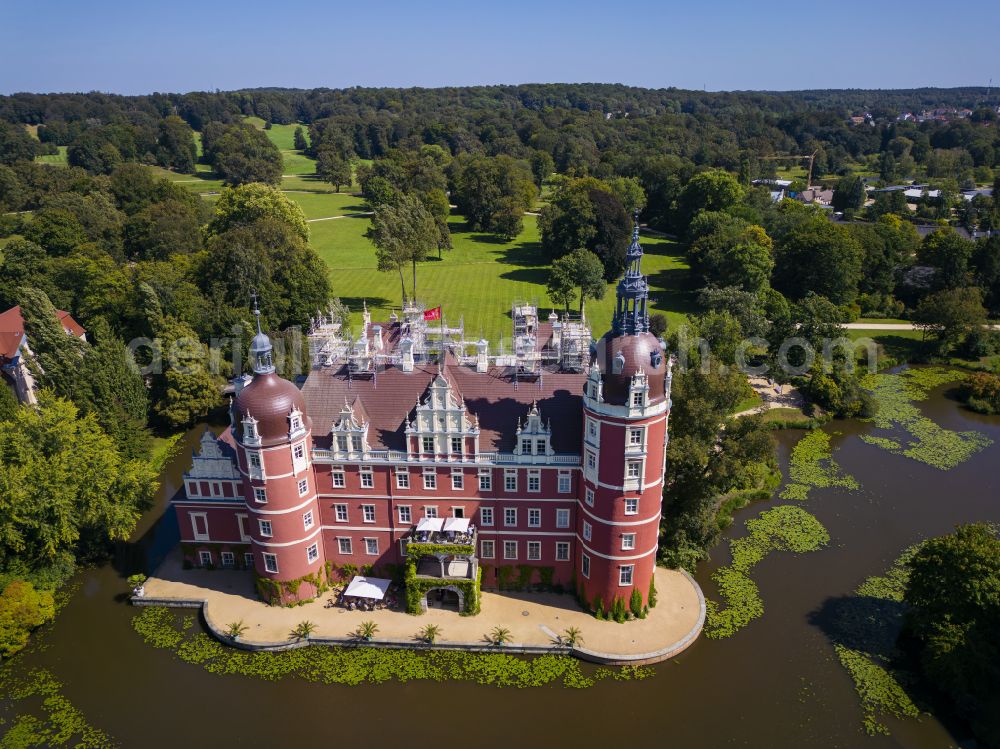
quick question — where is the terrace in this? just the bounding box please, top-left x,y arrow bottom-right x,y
402,517 -> 478,581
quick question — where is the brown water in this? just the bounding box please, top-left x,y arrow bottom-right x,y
5,389 -> 999,749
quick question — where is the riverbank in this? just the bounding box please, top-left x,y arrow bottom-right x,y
139,551 -> 704,665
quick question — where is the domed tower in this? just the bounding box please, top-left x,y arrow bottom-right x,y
233,303 -> 324,604
579,220 -> 672,615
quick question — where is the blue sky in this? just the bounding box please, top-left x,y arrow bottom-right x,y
1,0 -> 997,94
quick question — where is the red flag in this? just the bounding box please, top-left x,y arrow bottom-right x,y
423,306 -> 441,321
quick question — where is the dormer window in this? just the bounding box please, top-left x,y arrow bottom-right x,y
651,350 -> 663,368
632,390 -> 644,408
288,408 -> 304,437
242,415 -> 259,444
612,351 -> 625,375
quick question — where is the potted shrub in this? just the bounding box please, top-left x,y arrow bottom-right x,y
127,574 -> 147,598
489,626 -> 512,647
225,620 -> 248,641
290,620 -> 317,642
417,623 -> 441,645
355,620 -> 378,642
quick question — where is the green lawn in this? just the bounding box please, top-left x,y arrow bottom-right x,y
246,117 -> 301,151
34,146 -> 67,166
291,192 -> 367,220
847,328 -> 924,366
304,209 -> 694,345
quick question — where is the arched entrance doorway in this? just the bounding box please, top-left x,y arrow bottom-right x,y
421,586 -> 464,612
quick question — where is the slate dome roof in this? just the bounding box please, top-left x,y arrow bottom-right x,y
597,330 -> 667,406
234,372 -> 310,446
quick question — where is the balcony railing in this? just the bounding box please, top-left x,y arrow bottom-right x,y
312,449 -> 580,467
401,528 -> 477,558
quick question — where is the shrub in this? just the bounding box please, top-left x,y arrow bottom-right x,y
0,581 -> 56,657
610,596 -> 628,623
629,588 -> 643,619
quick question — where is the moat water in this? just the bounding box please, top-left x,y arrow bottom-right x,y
4,383 -> 999,748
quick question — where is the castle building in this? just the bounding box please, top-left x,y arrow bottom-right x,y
172,222 -> 673,613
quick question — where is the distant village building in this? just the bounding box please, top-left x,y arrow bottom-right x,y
0,305 -> 86,404
796,188 -> 834,207
172,222 -> 673,615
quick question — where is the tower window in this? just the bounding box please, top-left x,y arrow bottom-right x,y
582,553 -> 591,578
624,498 -> 638,515
259,520 -> 272,537
263,553 -> 278,573
298,478 -> 309,496
619,565 -> 634,586
622,533 -> 636,551
307,543 -> 319,563
253,487 -> 267,504
583,521 -> 592,541
303,510 -> 314,530
612,352 -> 625,375
632,391 -> 644,407
629,428 -> 643,446
585,487 -> 595,506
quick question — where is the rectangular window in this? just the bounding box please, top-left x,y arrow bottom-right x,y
451,507 -> 465,519
620,565 -> 634,586
398,505 -> 412,524
480,507 -> 494,526
362,504 -> 376,523
451,436 -> 462,454
248,453 -> 261,469
504,508 -> 517,527
199,550 -> 213,566
396,468 -> 410,489
307,543 -> 319,563
587,418 -> 598,441
291,415 -> 302,433
504,469 -> 517,492
527,541 -> 541,561
303,510 -> 314,530
422,436 -> 434,453
478,469 -> 492,491
520,438 -> 532,454
632,391 -> 643,407
558,471 -> 571,493
360,467 -> 373,489
259,520 -> 272,538
481,540 -> 495,559
585,487 -> 595,507
423,468 -> 437,490
535,438 -> 546,455
424,506 -> 438,519
253,487 -> 267,504
365,538 -> 378,555
624,497 -> 638,515
351,435 -> 363,452
451,469 -> 463,490
263,553 -> 278,573
556,542 -> 570,561
626,461 -> 642,480
338,537 -> 352,555
298,478 -> 309,496
583,520 -> 592,542
556,508 -> 570,528
503,540 -> 518,560
528,508 -> 541,527
586,451 -> 596,470
582,553 -> 591,579
527,470 -> 540,493
621,533 -> 636,551
335,504 -> 348,522
244,552 -> 254,568
629,427 -> 643,446
332,468 -> 345,488
220,550 -> 235,568
293,443 -> 305,460
337,435 -> 348,452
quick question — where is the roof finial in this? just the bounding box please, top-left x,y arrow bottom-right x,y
248,290 -> 275,375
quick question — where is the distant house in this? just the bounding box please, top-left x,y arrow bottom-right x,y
962,187 -> 993,202
796,188 -> 834,207
0,305 -> 86,405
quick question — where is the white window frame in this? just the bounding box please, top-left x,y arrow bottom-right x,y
629,427 -> 644,447
422,435 -> 434,453
359,466 -> 374,489
585,487 -> 595,507
199,550 -> 213,566
364,538 -> 379,556
583,520 -> 592,542
220,549 -> 233,566
586,417 -> 599,445
558,471 -> 571,493
423,468 -> 437,490
582,553 -> 591,579
307,543 -> 319,563
395,468 -> 410,489
556,542 -> 570,561
303,510 -> 314,530
362,504 -> 376,523
298,478 -> 309,496
451,436 -> 462,454
624,497 -> 639,515
263,553 -> 278,573
480,507 -> 494,526
503,540 -> 518,560
332,467 -> 345,488
478,469 -> 492,491
424,505 -> 439,519
556,508 -> 570,529
621,533 -> 636,551
338,537 -> 352,555
527,469 -> 541,493
335,504 -> 348,522
504,507 -> 517,527
520,437 -> 532,454
527,541 -> 541,561
244,552 -> 254,568
191,512 -> 209,541
253,487 -> 267,504
632,390 -> 644,408
451,468 -> 463,490
480,539 -> 495,559
397,505 -> 412,524
626,460 -> 642,480
504,469 -> 517,492
293,442 -> 306,461
259,519 -> 272,538
528,508 -> 541,528
619,564 -> 634,586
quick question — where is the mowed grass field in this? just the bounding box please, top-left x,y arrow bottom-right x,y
304,209 -> 694,344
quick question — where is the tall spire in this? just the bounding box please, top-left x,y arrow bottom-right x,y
249,291 -> 275,375
612,213 -> 650,335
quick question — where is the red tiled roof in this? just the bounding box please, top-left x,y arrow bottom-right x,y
0,305 -> 86,359
301,357 -> 587,454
